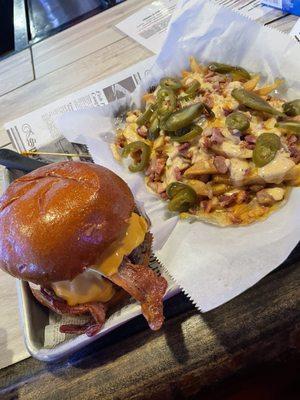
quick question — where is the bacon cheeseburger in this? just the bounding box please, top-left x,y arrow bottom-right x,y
0,162 -> 167,336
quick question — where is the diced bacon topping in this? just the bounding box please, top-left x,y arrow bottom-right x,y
289,145 -> 300,164
178,142 -> 191,152
219,193 -> 238,207
223,108 -> 233,117
201,199 -> 213,213
146,158 -> 167,182
160,191 -> 169,200
256,190 -> 276,206
211,128 -> 224,145
245,135 -> 256,144
137,126 -> 148,138
174,166 -> 183,181
116,136 -> 126,148
243,135 -> 257,150
286,135 -> 298,146
213,156 -> 229,174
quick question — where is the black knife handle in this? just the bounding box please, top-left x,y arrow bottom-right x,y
0,149 -> 47,172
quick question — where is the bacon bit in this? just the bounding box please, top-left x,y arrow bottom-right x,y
245,135 -> 256,144
236,190 -> 248,204
116,136 -> 126,148
204,95 -> 214,109
228,213 -> 242,225
174,166 -> 183,181
219,193 -> 238,207
156,182 -> 166,194
201,199 -> 213,213
211,128 -> 224,145
137,126 -> 148,138
202,136 -> 212,149
204,71 -> 215,79
160,191 -> 169,200
243,135 -> 256,150
202,128 -> 224,149
146,158 -> 166,182
223,108 -> 233,117
212,82 -> 220,90
289,145 -> 300,164
256,190 -> 276,206
178,143 -> 191,158
213,156 -> 228,174
147,181 -> 166,194
178,142 -> 191,152
286,135 -> 298,146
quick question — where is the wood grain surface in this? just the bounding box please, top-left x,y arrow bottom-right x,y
0,50 -> 34,97
0,0 -> 299,389
32,0 -> 153,78
0,261 -> 299,399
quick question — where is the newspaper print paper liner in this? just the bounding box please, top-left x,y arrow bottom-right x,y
57,0 -> 300,314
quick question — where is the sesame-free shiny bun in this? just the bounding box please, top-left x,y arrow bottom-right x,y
0,161 -> 134,285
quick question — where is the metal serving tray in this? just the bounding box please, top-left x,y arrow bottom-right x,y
3,168 -> 180,362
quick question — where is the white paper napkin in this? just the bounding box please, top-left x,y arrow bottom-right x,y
58,0 -> 300,312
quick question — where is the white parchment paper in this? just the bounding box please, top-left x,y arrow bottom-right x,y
58,0 -> 300,311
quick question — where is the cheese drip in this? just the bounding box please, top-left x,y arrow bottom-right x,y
52,213 -> 148,306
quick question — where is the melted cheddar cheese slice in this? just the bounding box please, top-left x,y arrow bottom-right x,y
52,213 -> 148,306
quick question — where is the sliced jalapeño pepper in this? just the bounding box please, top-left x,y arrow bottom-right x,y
185,79 -> 200,95
169,125 -> 202,143
166,182 -> 197,212
168,188 -> 198,212
275,121 -> 300,135
226,111 -> 250,131
232,88 -> 283,116
148,113 -> 160,140
136,104 -> 156,126
203,103 -> 215,120
160,77 -> 182,90
166,182 -> 189,198
157,88 -> 176,115
160,103 -> 205,131
122,141 -> 151,172
208,62 -> 251,81
283,99 -> 300,117
253,133 -> 281,167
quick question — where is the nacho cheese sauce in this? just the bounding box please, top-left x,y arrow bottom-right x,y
52,213 -> 148,306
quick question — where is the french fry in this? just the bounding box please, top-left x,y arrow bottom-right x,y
243,74 -> 260,91
184,179 -> 211,197
181,70 -> 191,78
254,79 -> 284,96
184,160 -> 218,177
285,164 -> 300,186
189,56 -> 203,73
142,93 -> 156,104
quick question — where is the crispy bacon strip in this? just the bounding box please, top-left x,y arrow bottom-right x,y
60,323 -> 102,337
108,261 -> 167,331
31,287 -> 106,336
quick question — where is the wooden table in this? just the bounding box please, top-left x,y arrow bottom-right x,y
0,0 -> 299,398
